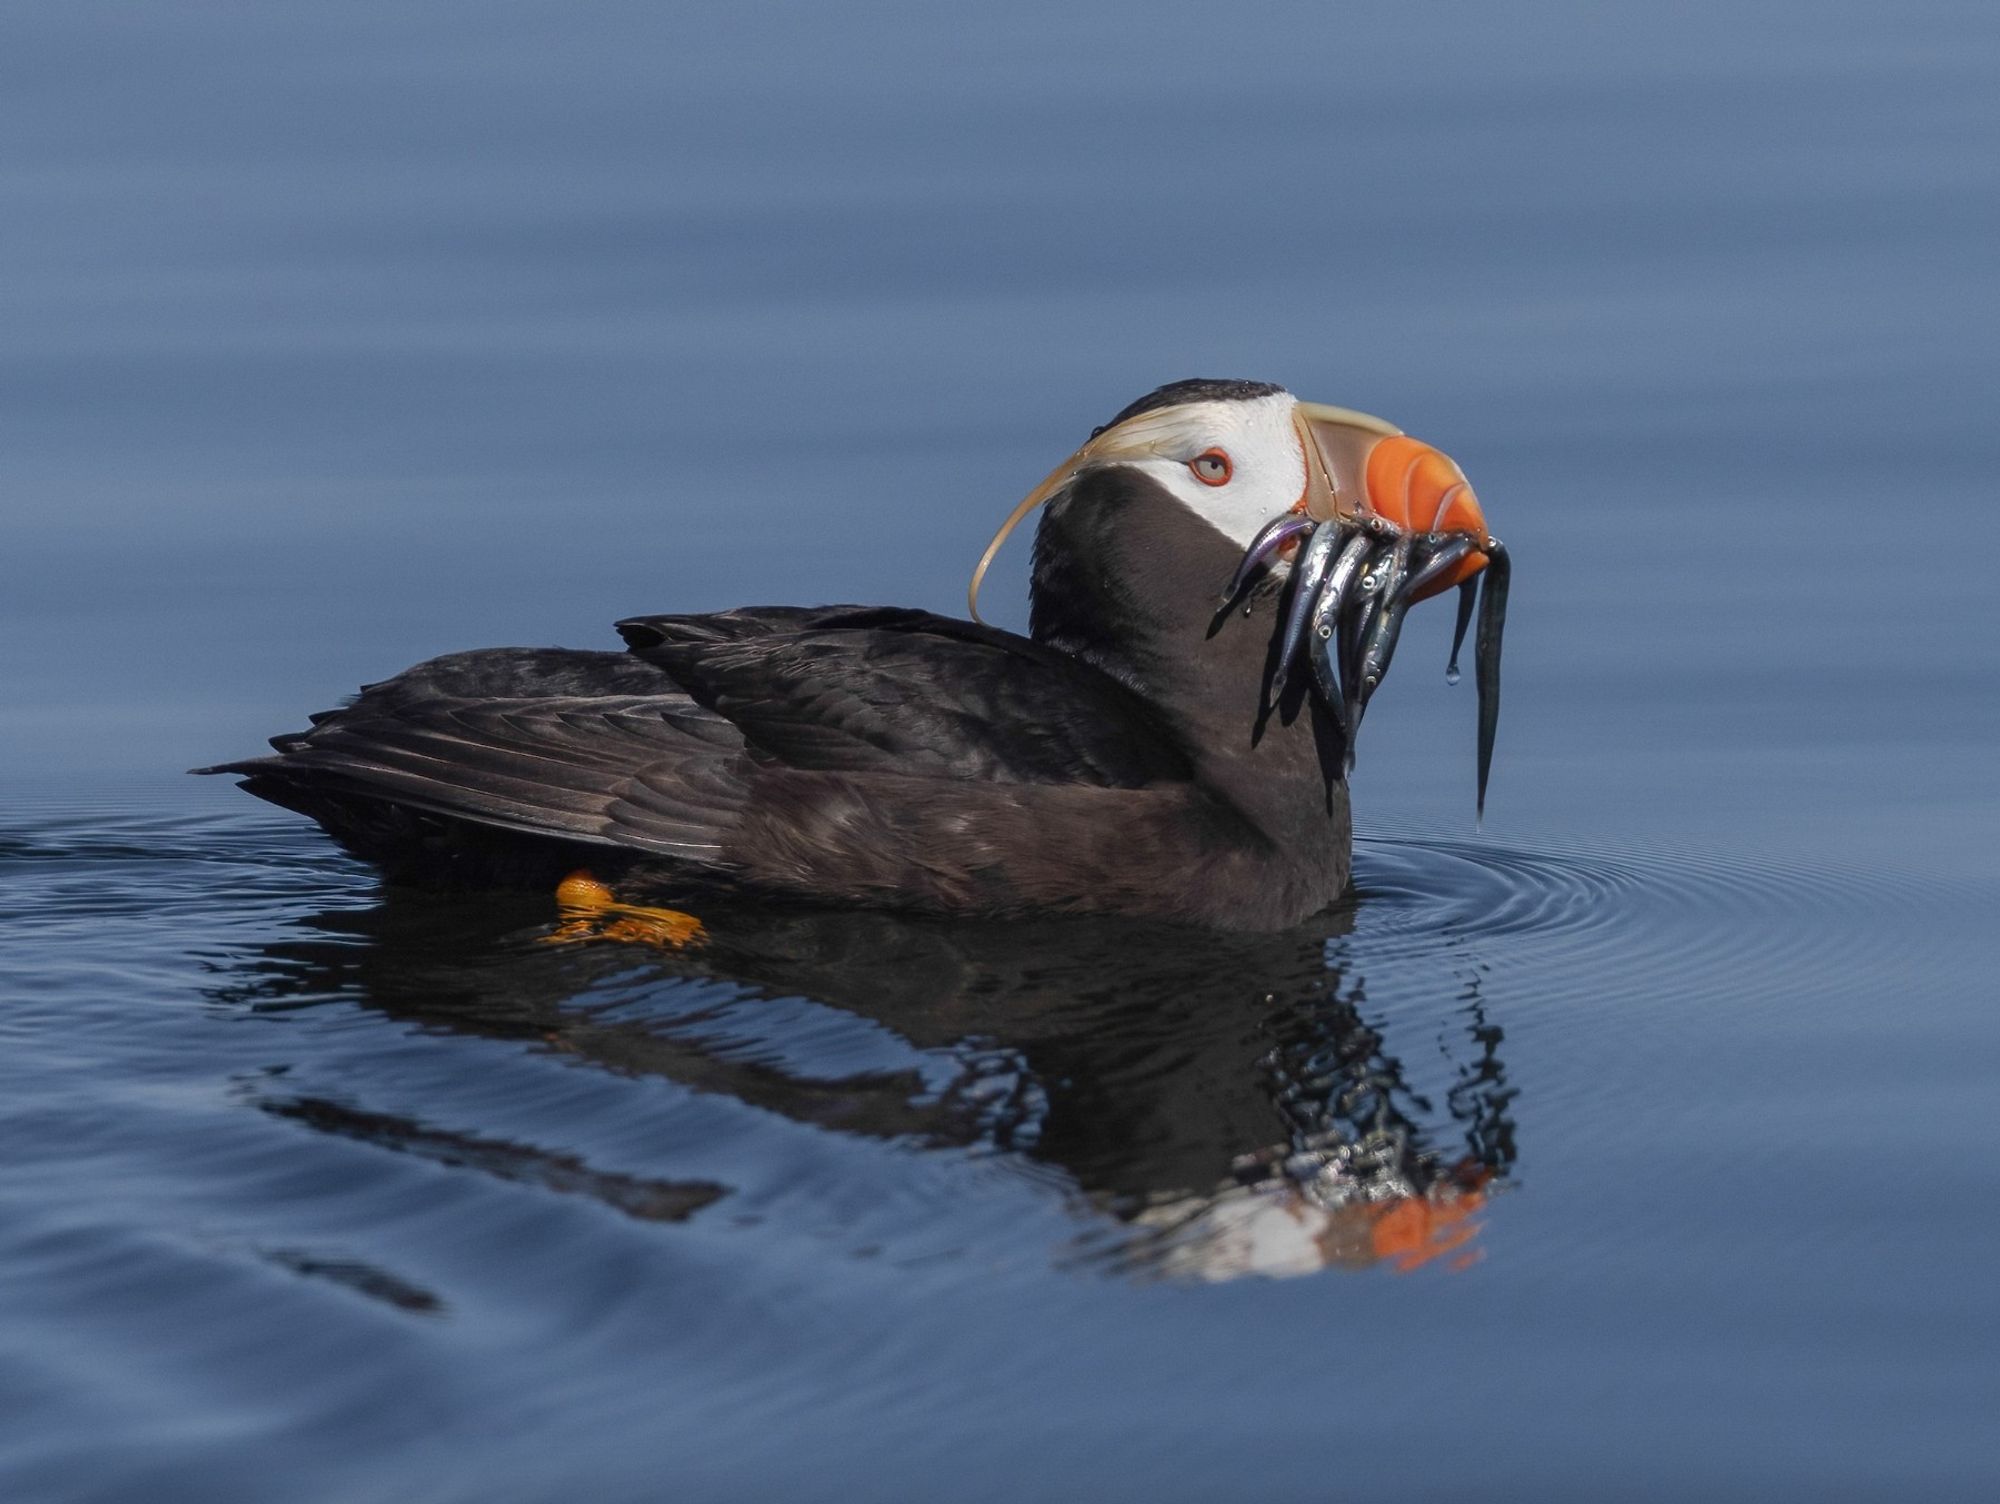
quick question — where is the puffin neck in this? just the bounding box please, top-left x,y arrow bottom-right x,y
1027,468 -> 1346,834
1029,466 -> 1269,698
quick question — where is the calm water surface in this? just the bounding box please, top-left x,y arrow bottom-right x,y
3,3 -> 1998,1500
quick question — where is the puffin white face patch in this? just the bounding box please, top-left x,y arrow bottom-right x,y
968,385 -> 1327,622
1100,391 -> 1308,551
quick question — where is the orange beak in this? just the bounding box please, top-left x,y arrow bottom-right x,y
1293,405 -> 1491,602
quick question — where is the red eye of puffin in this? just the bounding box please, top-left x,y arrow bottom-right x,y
1189,449 -> 1232,486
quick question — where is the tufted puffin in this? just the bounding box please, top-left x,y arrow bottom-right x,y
199,379 -> 1504,932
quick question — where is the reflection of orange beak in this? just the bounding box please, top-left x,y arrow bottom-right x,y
1294,406 -> 1491,602
1360,1163 -> 1490,1272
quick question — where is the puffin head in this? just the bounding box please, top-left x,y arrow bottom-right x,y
972,379 -> 1510,814
969,379 -> 1492,622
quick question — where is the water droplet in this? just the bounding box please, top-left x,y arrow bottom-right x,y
1445,664 -> 1462,686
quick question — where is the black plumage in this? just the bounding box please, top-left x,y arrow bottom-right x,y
204,384 -> 1357,929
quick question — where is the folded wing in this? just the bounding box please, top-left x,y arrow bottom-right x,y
201,611 -> 1196,886
617,605 -> 1192,788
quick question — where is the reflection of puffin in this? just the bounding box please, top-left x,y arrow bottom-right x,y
227,893 -> 1512,1278
201,381 -> 1495,930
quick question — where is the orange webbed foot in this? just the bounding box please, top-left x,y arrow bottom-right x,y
541,870 -> 707,949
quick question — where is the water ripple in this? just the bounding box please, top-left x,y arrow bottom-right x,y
1348,828 -> 1950,1014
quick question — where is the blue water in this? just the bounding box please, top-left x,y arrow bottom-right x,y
4,2 -> 1998,1499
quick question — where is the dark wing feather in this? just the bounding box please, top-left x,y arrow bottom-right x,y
612,603 -> 897,647
616,608 -> 1192,788
201,648 -> 749,859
